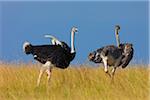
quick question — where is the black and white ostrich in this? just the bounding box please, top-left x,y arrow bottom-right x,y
23,27 -> 78,86
88,25 -> 134,78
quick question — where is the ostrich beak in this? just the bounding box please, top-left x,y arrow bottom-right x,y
75,28 -> 78,33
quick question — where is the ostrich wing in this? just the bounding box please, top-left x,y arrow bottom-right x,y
121,48 -> 134,68
44,35 -> 62,46
44,35 -> 71,53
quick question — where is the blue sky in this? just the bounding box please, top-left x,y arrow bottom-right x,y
0,1 -> 149,64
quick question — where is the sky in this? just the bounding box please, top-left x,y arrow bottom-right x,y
0,1 -> 149,64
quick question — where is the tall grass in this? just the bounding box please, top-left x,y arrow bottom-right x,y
0,63 -> 149,100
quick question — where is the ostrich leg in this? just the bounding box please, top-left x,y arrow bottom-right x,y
37,67 -> 46,87
37,61 -> 52,87
111,55 -> 123,81
102,56 -> 111,77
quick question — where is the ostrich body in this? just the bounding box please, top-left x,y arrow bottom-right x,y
23,27 -> 78,86
88,25 -> 134,78
89,43 -> 133,73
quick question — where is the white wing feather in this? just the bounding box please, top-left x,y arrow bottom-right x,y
44,35 -> 62,46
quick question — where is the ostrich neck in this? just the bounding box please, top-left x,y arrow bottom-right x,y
115,29 -> 120,47
71,30 -> 75,53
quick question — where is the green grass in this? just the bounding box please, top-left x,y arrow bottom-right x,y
0,63 -> 149,100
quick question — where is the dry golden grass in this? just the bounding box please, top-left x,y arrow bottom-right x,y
0,63 -> 149,100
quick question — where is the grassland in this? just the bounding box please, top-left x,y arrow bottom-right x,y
0,63 -> 149,100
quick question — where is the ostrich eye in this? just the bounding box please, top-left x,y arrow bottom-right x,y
25,46 -> 29,50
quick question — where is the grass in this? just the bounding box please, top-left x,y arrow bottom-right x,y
0,63 -> 149,100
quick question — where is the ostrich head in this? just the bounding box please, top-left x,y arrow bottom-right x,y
71,27 -> 78,33
115,25 -> 120,31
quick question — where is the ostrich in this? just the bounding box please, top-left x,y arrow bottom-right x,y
88,25 -> 134,78
23,27 -> 78,86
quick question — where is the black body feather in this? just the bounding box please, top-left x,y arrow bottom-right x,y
25,44 -> 75,69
